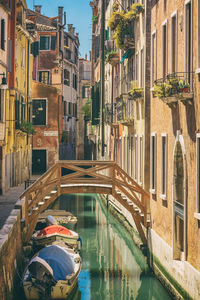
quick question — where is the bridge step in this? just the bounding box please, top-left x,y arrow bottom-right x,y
116,191 -> 121,195
32,207 -> 39,211
51,190 -> 57,194
38,201 -> 45,205
44,196 -> 51,200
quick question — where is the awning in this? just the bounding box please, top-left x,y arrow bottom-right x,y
120,49 -> 132,63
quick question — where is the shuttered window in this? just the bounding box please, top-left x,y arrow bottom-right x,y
51,36 -> 56,50
32,99 -> 46,125
1,19 -> 5,50
64,69 -> 70,86
40,36 -> 50,50
39,71 -> 50,85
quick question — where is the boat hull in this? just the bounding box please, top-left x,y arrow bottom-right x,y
24,277 -> 78,299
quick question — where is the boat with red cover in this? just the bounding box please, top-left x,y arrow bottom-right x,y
32,225 -> 81,250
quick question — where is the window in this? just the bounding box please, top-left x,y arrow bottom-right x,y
151,134 -> 157,192
64,101 -> 67,116
73,74 -> 77,90
40,36 -> 56,51
82,86 -> 90,98
39,71 -> 50,85
32,99 -> 47,125
135,53 -> 139,82
15,94 -> 20,129
51,36 -> 56,50
21,96 -> 25,122
162,21 -> 168,79
40,36 -> 50,50
161,134 -> 167,197
0,90 -> 2,121
73,103 -> 77,117
152,31 -> 157,84
171,12 -> 177,73
1,19 -> 5,50
64,69 -> 70,86
123,136 -> 126,171
134,135 -> 138,180
185,2 -> 192,84
196,134 -> 200,213
139,135 -> 143,184
68,102 -> 72,115
131,136 -> 134,177
21,46 -> 25,68
198,0 -> 200,68
140,49 -> 144,88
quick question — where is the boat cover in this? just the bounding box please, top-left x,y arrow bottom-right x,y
37,225 -> 73,237
38,245 -> 75,281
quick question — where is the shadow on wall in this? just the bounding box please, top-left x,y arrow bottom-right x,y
171,105 -> 181,137
185,103 -> 196,142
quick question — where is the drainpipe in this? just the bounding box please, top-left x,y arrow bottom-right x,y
100,0 -> 105,157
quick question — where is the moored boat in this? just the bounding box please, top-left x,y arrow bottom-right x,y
32,225 -> 82,250
23,243 -> 81,299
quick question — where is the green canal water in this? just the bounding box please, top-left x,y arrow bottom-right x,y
49,193 -> 172,300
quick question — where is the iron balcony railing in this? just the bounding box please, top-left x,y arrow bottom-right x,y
154,72 -> 194,98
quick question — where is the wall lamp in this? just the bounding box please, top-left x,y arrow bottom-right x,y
0,73 -> 7,89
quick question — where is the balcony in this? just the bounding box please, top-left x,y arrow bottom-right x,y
153,72 -> 194,108
128,87 -> 144,101
105,51 -> 120,66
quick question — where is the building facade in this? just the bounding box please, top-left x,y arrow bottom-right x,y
90,0 -> 200,298
77,55 -> 91,160
149,0 -> 200,298
60,25 -> 79,160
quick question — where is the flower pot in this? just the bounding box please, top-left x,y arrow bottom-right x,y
183,87 -> 189,93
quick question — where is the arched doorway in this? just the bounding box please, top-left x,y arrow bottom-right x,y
173,140 -> 185,260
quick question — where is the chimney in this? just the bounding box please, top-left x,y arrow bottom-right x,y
58,6 -> 63,25
85,54 -> 87,60
68,24 -> 73,34
34,5 -> 42,13
72,27 -> 75,36
89,51 -> 91,61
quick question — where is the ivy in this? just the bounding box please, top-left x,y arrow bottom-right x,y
108,3 -> 144,49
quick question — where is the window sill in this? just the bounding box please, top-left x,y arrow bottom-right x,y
194,212 -> 200,220
160,194 -> 167,200
150,188 -> 156,195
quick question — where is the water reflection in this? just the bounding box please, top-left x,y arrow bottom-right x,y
51,194 -> 171,300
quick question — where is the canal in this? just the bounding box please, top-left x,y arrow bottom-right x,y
48,193 -> 172,300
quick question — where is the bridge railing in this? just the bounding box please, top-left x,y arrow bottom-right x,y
20,161 -> 149,244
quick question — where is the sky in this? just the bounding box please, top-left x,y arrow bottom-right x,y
26,0 -> 92,58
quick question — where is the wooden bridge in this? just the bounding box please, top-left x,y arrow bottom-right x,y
20,161 -> 150,245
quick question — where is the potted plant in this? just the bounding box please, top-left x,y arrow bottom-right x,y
153,83 -> 172,99
179,80 -> 190,93
105,50 -> 119,65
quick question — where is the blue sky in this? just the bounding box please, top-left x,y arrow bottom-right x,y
26,0 -> 92,57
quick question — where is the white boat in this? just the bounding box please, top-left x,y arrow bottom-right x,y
23,243 -> 81,299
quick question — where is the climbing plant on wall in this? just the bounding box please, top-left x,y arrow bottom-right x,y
108,2 -> 144,49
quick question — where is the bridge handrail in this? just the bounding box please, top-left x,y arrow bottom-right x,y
20,161 -> 149,244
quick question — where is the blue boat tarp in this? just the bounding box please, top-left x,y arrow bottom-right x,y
38,245 -> 75,281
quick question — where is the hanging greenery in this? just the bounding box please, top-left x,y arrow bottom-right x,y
19,121 -> 36,135
82,98 -> 91,120
92,15 -> 98,24
108,2 -> 144,49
